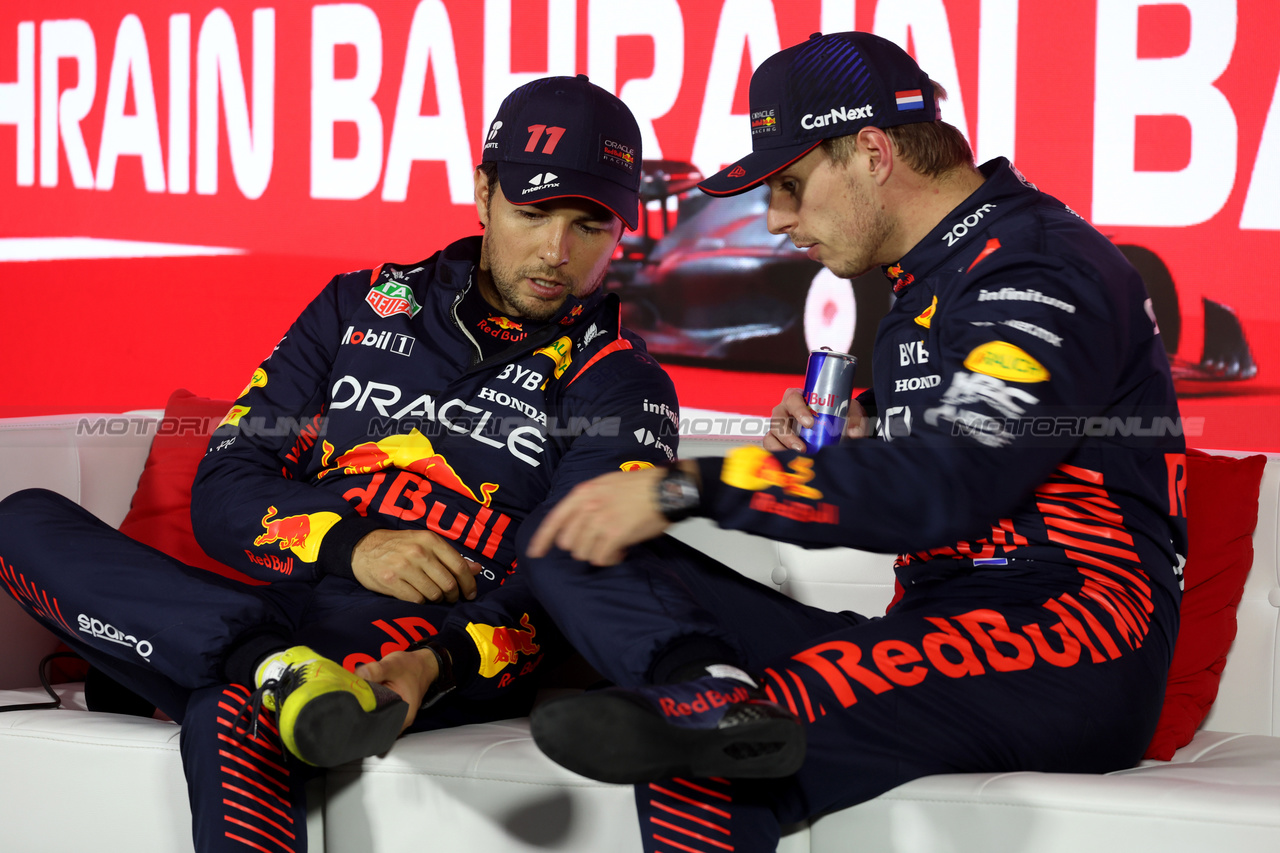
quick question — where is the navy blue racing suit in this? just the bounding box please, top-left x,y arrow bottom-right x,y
0,235 -> 678,853
521,159 -> 1188,851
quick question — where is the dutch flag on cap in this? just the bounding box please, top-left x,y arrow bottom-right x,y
895,89 -> 924,111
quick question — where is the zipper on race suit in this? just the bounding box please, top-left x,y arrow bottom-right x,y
462,321 -> 572,377
449,274 -> 484,366
460,293 -> 618,378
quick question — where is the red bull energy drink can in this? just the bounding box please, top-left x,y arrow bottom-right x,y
797,349 -> 858,451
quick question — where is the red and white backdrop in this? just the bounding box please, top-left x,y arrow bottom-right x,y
2,0 -> 1277,450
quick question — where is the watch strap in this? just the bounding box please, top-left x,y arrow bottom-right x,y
656,466 -> 702,522
405,640 -> 457,709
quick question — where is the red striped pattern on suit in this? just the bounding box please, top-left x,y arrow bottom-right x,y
646,777 -> 735,852
0,555 -> 76,633
216,684 -> 298,853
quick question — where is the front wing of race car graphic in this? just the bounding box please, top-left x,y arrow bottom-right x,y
1171,297 -> 1259,391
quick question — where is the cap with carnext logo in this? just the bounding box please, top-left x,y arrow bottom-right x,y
482,74 -> 643,230
700,32 -> 939,197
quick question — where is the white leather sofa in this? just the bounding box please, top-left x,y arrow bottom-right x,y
1,411 -> 1277,853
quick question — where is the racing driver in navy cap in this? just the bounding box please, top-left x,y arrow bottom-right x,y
524,32 -> 1186,853
0,74 -> 677,853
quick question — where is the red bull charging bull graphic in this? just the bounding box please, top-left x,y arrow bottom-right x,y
721,446 -> 840,525
467,613 -> 541,679
317,428 -> 499,508
721,446 -> 823,500
253,506 -> 342,563
478,314 -> 528,343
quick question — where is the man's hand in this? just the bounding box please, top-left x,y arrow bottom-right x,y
526,465 -> 674,566
351,529 -> 481,603
764,387 -> 872,451
356,648 -> 439,732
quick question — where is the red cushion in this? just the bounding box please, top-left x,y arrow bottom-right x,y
117,389 -> 266,586
1143,449 -> 1267,760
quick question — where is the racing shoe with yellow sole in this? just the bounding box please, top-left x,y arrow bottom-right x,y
530,672 -> 805,783
251,646 -> 407,767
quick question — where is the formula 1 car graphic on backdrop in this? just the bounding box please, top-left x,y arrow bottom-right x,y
1114,245 -> 1257,391
607,160 -> 1258,391
606,160 -> 892,376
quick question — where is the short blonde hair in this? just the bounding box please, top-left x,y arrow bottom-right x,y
820,81 -> 973,179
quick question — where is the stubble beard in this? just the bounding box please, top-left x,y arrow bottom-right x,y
829,175 -> 895,280
481,239 -> 606,322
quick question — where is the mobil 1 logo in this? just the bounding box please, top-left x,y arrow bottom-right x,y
342,326 -> 415,357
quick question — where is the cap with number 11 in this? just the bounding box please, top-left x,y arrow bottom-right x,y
482,75 -> 643,230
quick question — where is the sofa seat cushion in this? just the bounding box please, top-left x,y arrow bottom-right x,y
325,716 -> 812,853
809,728 -> 1280,853
0,684 -> 194,853
325,719 -> 644,853
0,684 -> 323,853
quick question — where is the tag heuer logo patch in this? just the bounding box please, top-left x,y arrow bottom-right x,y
366,282 -> 421,318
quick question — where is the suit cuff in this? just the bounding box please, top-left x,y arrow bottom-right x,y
316,514 -> 387,580
694,457 -> 725,516
429,627 -> 481,690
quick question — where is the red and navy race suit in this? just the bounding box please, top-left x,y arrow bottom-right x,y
0,235 -> 677,853
520,160 -> 1188,853
696,158 -> 1186,599
190,234 -> 678,681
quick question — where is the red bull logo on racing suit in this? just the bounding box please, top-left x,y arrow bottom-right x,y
721,446 -> 824,500
467,613 -> 541,679
317,429 -> 499,507
478,315 -> 528,342
721,446 -> 840,525
660,685 -> 751,718
253,506 -> 342,562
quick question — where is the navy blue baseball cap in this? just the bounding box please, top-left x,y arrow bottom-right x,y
482,75 -> 643,230
700,32 -> 940,197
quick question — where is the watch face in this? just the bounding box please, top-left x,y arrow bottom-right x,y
657,470 -> 700,520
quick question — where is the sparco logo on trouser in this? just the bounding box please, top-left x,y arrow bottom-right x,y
78,614 -> 154,660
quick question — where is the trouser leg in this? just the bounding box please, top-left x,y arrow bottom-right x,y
521,533 -> 860,686
525,532 -> 1177,845
635,778 -> 783,853
0,489 -> 306,691
182,684 -> 314,853
56,631 -> 194,721
294,575 -> 571,730
704,564 -> 1178,826
176,576 -> 569,853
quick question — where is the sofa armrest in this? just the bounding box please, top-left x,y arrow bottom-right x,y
0,412 -> 159,688
0,595 -> 62,690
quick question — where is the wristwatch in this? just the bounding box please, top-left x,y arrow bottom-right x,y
655,466 -> 702,522
405,640 -> 456,709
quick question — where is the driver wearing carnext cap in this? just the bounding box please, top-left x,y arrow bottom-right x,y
521,31 -> 1186,853
700,32 -> 938,196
